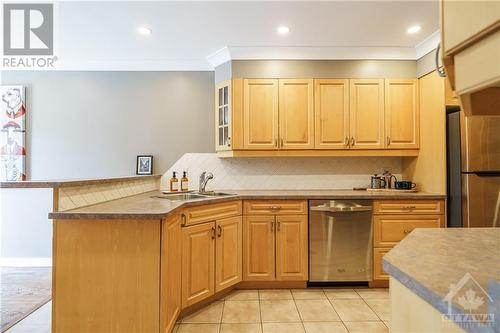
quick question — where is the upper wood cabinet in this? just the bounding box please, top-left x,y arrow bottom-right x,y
215,216 -> 242,292
279,79 -> 314,149
384,79 -> 420,149
314,79 -> 350,149
243,79 -> 279,149
181,222 -> 215,308
215,81 -> 232,151
349,79 -> 385,149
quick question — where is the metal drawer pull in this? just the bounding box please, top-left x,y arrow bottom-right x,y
402,205 -> 417,210
403,229 -> 412,234
217,225 -> 222,237
270,206 -> 281,211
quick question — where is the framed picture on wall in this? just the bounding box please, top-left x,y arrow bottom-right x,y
1,86 -> 26,181
136,155 -> 153,175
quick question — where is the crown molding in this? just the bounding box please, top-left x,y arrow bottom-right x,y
415,30 -> 440,59
206,47 -> 231,69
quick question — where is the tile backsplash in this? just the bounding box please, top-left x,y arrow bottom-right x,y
161,153 -> 402,191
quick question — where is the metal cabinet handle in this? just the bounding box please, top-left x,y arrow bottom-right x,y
274,139 -> 278,148
217,225 -> 222,237
387,136 -> 391,146
270,221 -> 275,232
270,206 -> 281,211
351,137 -> 355,146
211,227 -> 216,239
403,229 -> 412,234
345,136 -> 350,147
277,221 -> 281,231
280,138 -> 284,148
435,43 -> 446,78
181,214 -> 187,226
403,205 -> 416,210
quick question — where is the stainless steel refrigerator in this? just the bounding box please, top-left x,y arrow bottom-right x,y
447,109 -> 500,228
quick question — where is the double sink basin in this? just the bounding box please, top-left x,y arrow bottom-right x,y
152,191 -> 234,202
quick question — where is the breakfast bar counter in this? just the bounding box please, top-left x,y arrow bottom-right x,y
383,228 -> 500,333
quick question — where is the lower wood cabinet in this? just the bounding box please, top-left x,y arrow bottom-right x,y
372,199 -> 445,284
215,216 -> 243,292
242,215 -> 276,281
243,201 -> 308,282
181,212 -> 242,308
182,222 -> 216,308
161,214 -> 182,333
275,215 -> 308,281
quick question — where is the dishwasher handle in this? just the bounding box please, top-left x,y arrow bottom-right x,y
310,206 -> 372,213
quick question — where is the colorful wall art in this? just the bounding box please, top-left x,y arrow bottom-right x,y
1,86 -> 26,181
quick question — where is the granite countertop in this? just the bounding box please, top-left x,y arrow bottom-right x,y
49,189 -> 445,220
0,175 -> 161,189
383,228 -> 500,333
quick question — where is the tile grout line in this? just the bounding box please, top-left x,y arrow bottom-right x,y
258,290 -> 263,333
219,297 -> 225,333
290,289 -> 307,333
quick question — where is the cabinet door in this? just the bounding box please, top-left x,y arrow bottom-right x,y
242,215 -> 275,281
349,79 -> 385,149
373,248 -> 391,281
275,215 -> 308,281
215,216 -> 242,292
161,215 -> 182,333
243,79 -> 279,149
215,81 -> 232,151
182,222 -> 215,308
385,79 -> 419,149
279,79 -> 314,149
314,79 -> 350,149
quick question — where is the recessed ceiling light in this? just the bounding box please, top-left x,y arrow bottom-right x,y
407,25 -> 421,34
138,27 -> 152,36
277,26 -> 290,35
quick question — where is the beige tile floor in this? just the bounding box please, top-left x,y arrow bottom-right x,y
5,288 -> 390,333
176,288 -> 390,333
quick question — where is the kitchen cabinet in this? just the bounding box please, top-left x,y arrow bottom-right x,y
215,81 -> 232,151
215,216 -> 243,292
441,0 -> 500,116
181,221 -> 215,308
242,215 -> 276,281
279,79 -> 314,149
161,214 -> 182,333
314,79 -> 350,149
242,200 -> 308,282
181,201 -> 242,308
243,79 -> 279,149
371,199 -> 445,286
275,215 -> 308,281
349,79 -> 385,149
384,79 -> 419,149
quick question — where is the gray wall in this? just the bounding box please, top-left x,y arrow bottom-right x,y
215,61 -> 232,84
1,71 -> 214,180
232,60 -> 417,78
416,49 -> 438,78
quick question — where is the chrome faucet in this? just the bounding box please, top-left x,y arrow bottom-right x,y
199,171 -> 214,193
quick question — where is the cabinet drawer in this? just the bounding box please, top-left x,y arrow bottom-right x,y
373,215 -> 444,247
373,248 -> 391,281
243,200 -> 308,215
373,200 -> 444,215
182,201 -> 242,226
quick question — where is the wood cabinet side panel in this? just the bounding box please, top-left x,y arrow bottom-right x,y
53,219 -> 161,333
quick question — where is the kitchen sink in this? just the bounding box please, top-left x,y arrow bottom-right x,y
197,191 -> 234,197
152,191 -> 235,201
153,193 -> 207,201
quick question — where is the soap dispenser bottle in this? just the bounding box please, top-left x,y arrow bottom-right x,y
181,171 -> 189,192
169,172 -> 179,192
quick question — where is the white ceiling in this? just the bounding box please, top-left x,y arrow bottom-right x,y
31,1 -> 442,70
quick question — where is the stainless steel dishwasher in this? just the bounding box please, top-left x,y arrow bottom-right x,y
309,200 -> 373,283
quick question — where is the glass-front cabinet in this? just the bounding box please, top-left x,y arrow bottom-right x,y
215,81 -> 232,151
